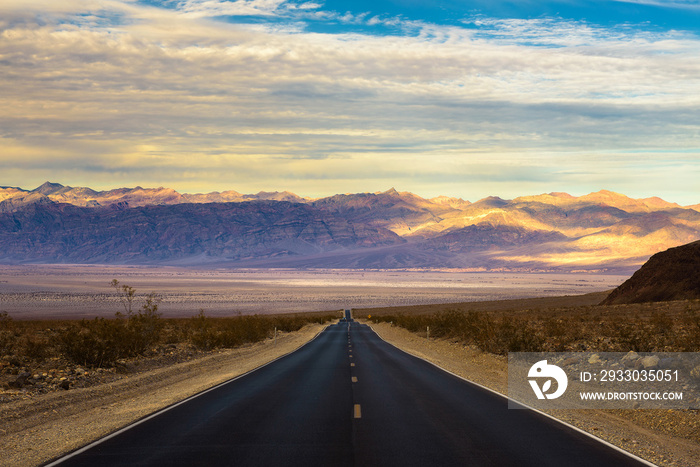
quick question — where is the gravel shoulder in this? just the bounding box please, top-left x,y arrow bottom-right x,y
0,323 -> 326,467
367,320 -> 700,467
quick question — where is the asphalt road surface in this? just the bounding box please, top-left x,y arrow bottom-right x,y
48,322 -> 653,467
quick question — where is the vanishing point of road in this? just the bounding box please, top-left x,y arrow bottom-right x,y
47,316 -> 654,467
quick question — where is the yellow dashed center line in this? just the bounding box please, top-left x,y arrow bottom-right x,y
350,363 -> 355,367
354,404 -> 362,419
351,376 -> 358,383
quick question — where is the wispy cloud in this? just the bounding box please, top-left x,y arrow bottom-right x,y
614,0 -> 700,10
174,0 -> 306,18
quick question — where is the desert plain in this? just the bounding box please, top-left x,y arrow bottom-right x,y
0,265 -> 627,320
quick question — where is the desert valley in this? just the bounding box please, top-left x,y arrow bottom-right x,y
2,183 -> 700,467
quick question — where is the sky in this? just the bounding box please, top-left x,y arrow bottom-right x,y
1,0 -> 699,204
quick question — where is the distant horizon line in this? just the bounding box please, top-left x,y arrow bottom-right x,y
2,180 -> 698,208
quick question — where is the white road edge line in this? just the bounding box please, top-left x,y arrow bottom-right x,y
45,325 -> 331,466
367,323 -> 658,467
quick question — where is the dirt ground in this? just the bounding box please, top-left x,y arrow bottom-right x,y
367,320 -> 700,467
0,323 -> 326,467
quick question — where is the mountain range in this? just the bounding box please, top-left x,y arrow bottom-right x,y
1,182 -> 699,272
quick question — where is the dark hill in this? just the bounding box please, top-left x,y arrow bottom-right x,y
601,240 -> 700,304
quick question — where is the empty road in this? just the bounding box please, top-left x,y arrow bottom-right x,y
48,321 -> 653,466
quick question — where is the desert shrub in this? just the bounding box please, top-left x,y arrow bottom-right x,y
188,310 -> 217,350
0,311 -> 13,355
373,313 -> 431,335
461,311 -> 497,346
1,296 -> 334,367
541,315 -> 593,351
190,314 -> 267,349
487,317 -> 544,354
187,311 -> 335,350
372,300 -> 700,355
0,311 -> 10,329
111,279 -> 136,314
120,292 -> 163,356
60,318 -> 125,367
543,317 -> 571,342
59,285 -> 163,366
427,310 -> 464,338
680,303 -> 700,351
272,315 -> 319,333
372,310 -> 542,355
650,310 -> 674,336
604,319 -> 664,352
23,336 -> 52,361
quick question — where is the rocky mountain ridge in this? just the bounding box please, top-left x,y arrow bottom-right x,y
1,182 -> 699,271
0,182 -> 310,210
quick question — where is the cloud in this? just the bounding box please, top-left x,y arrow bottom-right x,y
0,1 -> 699,202
613,0 -> 700,10
175,0 -> 292,18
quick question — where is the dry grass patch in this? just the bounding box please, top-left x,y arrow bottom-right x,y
364,292 -> 700,354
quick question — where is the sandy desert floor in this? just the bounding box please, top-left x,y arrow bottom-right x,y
0,265 -> 628,319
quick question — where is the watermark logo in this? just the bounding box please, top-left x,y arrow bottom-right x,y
509,352 -> 695,409
528,360 -> 568,400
